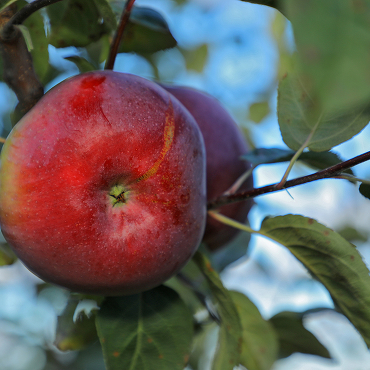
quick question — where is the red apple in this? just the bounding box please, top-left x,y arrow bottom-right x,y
0,71 -> 207,296
161,85 -> 253,250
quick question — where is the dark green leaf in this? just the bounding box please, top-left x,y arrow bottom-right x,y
359,183 -> 370,201
93,0 -> 117,30
242,148 -> 353,174
203,230 -> 251,272
231,291 -> 278,370
278,72 -> 370,152
39,63 -> 63,86
165,275 -> 205,315
118,6 -> 177,54
47,0 -> 114,48
260,215 -> 370,348
96,285 -> 193,370
284,0 -> 370,113
55,299 -> 98,351
65,56 -> 97,73
269,311 -> 331,359
0,243 -> 16,266
193,252 -> 242,370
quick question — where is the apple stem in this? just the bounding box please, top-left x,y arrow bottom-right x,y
208,150 -> 370,209
105,0 -> 136,70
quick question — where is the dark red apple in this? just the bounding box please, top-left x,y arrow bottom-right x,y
161,85 -> 253,250
0,71 -> 207,296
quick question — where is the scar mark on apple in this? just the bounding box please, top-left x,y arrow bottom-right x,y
100,106 -> 112,126
134,99 -> 175,183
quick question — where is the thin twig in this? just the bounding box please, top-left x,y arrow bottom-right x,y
105,0 -> 136,70
208,150 -> 370,210
1,0 -> 64,40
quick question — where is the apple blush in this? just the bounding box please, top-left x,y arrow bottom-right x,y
162,85 -> 253,251
0,71 -> 207,296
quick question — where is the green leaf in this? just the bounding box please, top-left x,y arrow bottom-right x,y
181,44 -> 209,73
284,0 -> 370,113
248,101 -> 271,123
64,56 -> 97,73
55,299 -> 98,351
93,0 -> 117,30
118,6 -> 177,54
96,285 -> 193,370
337,226 -> 368,243
231,291 -> 278,370
242,148 -> 353,174
277,72 -> 370,152
192,252 -> 242,370
47,0 -> 115,48
85,34 -> 111,66
0,243 -> 16,266
259,214 -> 370,348
205,230 -> 251,272
17,1 -> 49,82
269,311 -> 331,359
0,0 -> 19,13
359,183 -> 370,201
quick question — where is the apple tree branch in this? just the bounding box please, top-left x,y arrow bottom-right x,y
207,150 -> 370,210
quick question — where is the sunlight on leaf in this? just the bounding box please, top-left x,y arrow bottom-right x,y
278,72 -> 370,151
284,0 -> 370,113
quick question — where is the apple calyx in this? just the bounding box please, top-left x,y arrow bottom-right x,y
109,184 -> 130,207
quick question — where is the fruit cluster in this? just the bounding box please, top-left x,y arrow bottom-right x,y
0,71 -> 253,295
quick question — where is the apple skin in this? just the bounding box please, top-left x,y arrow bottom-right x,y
0,71 -> 207,296
161,85 -> 253,251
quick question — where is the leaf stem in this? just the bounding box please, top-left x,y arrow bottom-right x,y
276,113 -> 322,190
208,150 -> 370,210
105,0 -> 136,70
1,0 -> 64,40
275,134 -> 312,189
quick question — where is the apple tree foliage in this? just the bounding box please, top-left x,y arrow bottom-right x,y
1,0 -> 370,369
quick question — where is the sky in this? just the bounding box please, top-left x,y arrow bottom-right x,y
1,0 -> 370,369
